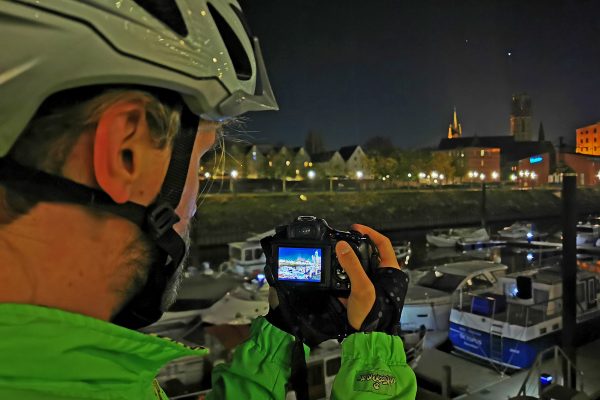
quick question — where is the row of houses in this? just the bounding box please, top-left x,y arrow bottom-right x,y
439,120 -> 600,186
201,142 -> 370,179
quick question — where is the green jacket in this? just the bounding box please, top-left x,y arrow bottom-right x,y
0,304 -> 416,399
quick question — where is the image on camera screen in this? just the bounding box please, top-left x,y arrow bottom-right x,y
278,247 -> 322,283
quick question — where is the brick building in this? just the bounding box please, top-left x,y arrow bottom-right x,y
516,153 -> 550,187
575,122 -> 600,156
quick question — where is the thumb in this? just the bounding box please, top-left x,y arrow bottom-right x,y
335,241 -> 372,290
335,241 -> 375,329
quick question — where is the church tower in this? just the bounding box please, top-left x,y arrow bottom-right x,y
510,93 -> 532,141
447,107 -> 462,139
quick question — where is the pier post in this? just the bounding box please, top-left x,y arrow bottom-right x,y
480,181 -> 486,228
561,173 -> 577,389
441,365 -> 452,399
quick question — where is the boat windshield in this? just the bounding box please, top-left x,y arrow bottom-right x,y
417,271 -> 464,293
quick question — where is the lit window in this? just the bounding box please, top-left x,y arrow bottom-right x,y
480,150 -> 485,157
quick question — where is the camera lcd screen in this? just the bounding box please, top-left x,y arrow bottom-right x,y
277,247 -> 322,283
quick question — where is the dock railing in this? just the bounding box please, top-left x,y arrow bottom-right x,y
514,345 -> 585,398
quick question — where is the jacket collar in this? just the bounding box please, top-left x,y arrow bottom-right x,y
0,303 -> 207,398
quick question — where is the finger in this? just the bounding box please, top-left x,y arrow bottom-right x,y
337,297 -> 348,307
336,241 -> 375,329
335,241 -> 373,292
351,224 -> 399,269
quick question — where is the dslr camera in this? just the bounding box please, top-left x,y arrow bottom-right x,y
261,216 -> 379,297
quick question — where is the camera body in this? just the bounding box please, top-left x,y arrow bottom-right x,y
261,216 -> 379,297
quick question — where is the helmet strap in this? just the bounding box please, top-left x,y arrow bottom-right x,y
0,108 -> 200,329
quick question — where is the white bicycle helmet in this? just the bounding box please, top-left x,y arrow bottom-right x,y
0,0 -> 278,156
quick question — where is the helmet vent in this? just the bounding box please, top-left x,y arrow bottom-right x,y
207,3 -> 252,81
133,0 -> 188,37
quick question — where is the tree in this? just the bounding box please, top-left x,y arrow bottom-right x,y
305,130 -> 325,156
368,155 -> 398,178
429,152 -> 455,180
363,136 -> 395,157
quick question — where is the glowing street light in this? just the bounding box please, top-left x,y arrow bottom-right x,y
531,171 -> 537,179
510,174 -> 517,181
491,171 -> 499,180
230,169 -> 238,179
439,174 -> 445,180
431,171 -> 439,179
479,173 -> 486,180
204,172 -> 211,179
285,160 -> 291,166
356,170 -> 364,179
307,170 -> 316,179
407,173 -> 412,178
468,171 -> 474,178
418,172 -> 426,179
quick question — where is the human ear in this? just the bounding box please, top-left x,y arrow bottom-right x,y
93,101 -> 147,204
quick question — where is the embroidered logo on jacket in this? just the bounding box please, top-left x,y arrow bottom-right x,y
354,370 -> 397,394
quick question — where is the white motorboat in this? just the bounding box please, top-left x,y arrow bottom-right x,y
426,227 -> 489,248
400,260 -> 508,348
199,280 -> 270,325
449,265 -> 600,370
217,230 -> 274,277
576,222 -> 600,248
497,221 -> 546,241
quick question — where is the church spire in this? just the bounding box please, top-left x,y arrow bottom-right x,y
538,122 -> 545,142
448,106 -> 462,139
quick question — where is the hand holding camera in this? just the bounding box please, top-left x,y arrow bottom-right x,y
261,217 -> 408,345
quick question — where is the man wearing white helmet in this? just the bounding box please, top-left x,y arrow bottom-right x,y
0,1 -> 416,399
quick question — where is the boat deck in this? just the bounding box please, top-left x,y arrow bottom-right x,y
415,338 -> 600,399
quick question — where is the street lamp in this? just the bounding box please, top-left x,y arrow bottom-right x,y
431,171 -> 439,179
479,173 -> 486,181
307,170 -> 316,179
407,173 -> 412,178
356,170 -> 364,179
491,171 -> 499,180
510,174 -> 517,181
204,172 -> 211,179
285,160 -> 291,166
230,169 -> 238,179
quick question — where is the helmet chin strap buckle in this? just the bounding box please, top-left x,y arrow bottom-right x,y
146,203 -> 180,240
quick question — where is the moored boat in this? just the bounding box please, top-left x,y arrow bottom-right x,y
400,260 -> 508,348
426,227 -> 490,248
449,266 -> 600,370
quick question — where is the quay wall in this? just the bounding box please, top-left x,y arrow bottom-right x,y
192,188 -> 600,246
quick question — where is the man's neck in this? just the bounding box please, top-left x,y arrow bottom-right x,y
0,202 -> 143,320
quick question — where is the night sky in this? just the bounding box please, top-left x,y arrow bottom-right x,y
238,0 -> 600,150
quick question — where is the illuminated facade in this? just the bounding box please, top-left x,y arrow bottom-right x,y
516,153 -> 550,187
575,122 -> 600,156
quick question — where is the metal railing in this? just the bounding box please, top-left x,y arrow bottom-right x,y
453,291 -> 564,328
515,345 -> 585,398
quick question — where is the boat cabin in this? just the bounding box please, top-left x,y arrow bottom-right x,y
228,241 -> 265,266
